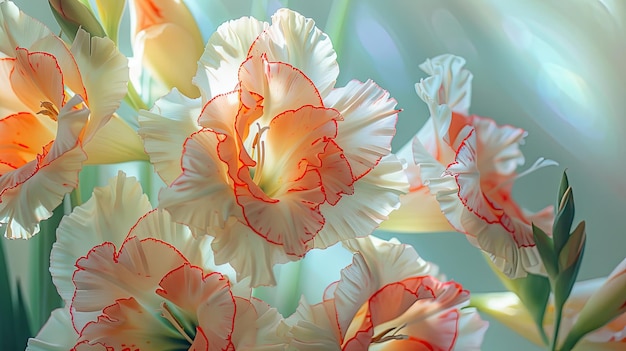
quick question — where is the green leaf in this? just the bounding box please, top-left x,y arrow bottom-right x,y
0,237 -> 16,350
553,186 -> 575,257
28,205 -> 64,333
14,281 -> 32,350
532,224 -> 557,278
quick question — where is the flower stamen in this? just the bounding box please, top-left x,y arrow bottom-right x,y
37,101 -> 59,121
370,323 -> 409,344
160,302 -> 194,344
251,122 -> 270,185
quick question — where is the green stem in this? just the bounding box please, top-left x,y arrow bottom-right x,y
324,0 -> 352,59
551,302 -> 564,351
125,81 -> 149,112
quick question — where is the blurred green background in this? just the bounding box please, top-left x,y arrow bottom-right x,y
6,1 -> 626,350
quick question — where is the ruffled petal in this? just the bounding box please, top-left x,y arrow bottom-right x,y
26,308 -> 78,351
138,89 -> 202,184
287,299 -> 342,351
51,172 -> 152,304
70,29 -> 128,141
76,297 -> 185,350
238,55 -> 323,127
416,54 -> 472,115
210,218 -> 296,287
314,155 -> 408,249
71,237 -> 188,332
428,130 -> 543,277
157,264 -> 236,350
249,8 -> 338,97
453,308 -> 489,351
324,79 -> 399,180
0,95 -> 88,239
194,16 -> 268,100
158,129 -> 239,233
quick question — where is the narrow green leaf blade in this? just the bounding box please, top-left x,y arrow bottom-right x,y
0,237 -> 16,350
14,281 -> 32,350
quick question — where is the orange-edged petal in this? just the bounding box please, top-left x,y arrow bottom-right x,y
0,95 -> 88,239
238,55 -> 323,128
249,8 -> 339,97
324,79 -> 399,180
158,129 -> 239,234
139,89 -> 203,184
194,16 -> 268,100
51,172 -> 152,305
157,264 -> 236,351
76,297 -> 185,350
12,48 -> 65,112
0,112 -> 55,169
314,155 -> 408,249
428,129 -> 543,277
71,237 -> 188,332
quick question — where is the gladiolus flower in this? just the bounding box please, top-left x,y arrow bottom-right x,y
129,0 -> 205,98
286,236 -> 488,350
28,172 -> 285,350
383,54 -> 556,278
0,1 -> 128,239
139,8 -> 408,286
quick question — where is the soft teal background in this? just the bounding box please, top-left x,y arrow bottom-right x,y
6,1 -> 626,350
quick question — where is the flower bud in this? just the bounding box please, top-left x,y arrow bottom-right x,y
129,0 -> 204,98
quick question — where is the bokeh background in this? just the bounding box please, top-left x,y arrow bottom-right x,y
6,1 -> 626,350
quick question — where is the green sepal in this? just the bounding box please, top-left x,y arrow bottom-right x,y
558,221 -> 586,272
48,0 -> 106,41
553,186 -> 575,257
532,224 -> 557,278
553,225 -> 586,312
94,0 -> 127,44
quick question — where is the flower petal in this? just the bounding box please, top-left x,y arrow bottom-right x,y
194,16 -> 268,100
158,129 -> 239,233
0,112 -> 54,169
138,89 -> 203,184
51,172 -> 152,304
0,95 -> 88,239
314,155 -> 408,249
0,1 -> 51,56
210,218 -> 297,287
324,79 -> 399,180
238,55 -> 323,127
416,54 -> 472,115
70,29 -> 129,141
157,264 -> 235,350
249,8 -> 339,97
71,237 -> 188,332
82,114 -> 148,164
26,308 -> 78,351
